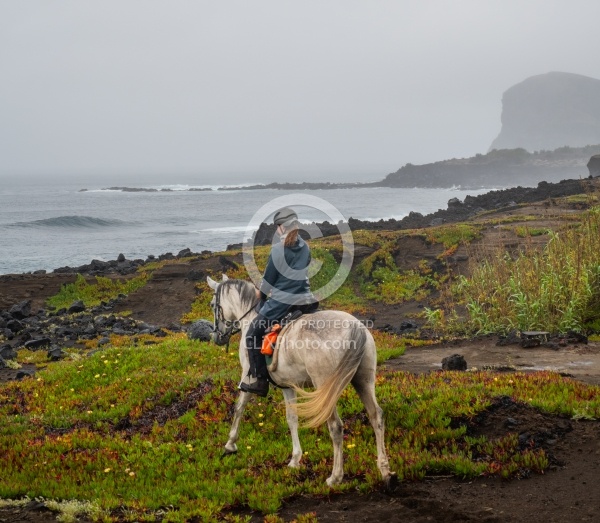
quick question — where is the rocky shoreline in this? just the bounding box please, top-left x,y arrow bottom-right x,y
247,177 -> 597,247
6,177 -> 598,276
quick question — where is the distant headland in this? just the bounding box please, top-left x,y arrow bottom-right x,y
78,145 -> 600,194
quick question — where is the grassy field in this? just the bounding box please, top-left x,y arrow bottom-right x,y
2,333 -> 599,521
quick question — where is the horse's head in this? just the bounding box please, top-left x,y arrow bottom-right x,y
207,274 -> 235,346
207,275 -> 257,346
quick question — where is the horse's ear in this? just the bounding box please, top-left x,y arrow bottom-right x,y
207,276 -> 218,290
222,274 -> 229,281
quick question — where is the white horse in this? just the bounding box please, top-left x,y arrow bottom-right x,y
207,275 -> 395,487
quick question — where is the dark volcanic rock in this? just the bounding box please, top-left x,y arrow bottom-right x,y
9,300 -> 32,319
6,319 -> 24,333
23,338 -> 52,350
104,187 -> 158,192
188,320 -> 214,342
53,253 -> 151,276
47,347 -> 66,361
68,300 -> 86,314
0,344 -> 17,360
442,354 -> 467,371
219,256 -> 239,270
497,330 -> 521,346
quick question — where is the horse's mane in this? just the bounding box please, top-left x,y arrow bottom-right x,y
220,279 -> 256,308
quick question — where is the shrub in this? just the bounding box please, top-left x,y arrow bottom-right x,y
455,206 -> 600,334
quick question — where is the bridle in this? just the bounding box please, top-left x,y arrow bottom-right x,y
212,286 -> 258,352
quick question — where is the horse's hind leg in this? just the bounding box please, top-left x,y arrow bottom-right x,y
282,388 -> 302,468
224,391 -> 252,454
352,380 -> 395,486
326,408 -> 344,486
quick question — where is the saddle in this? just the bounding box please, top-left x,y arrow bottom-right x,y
261,304 -> 319,387
261,309 -> 304,356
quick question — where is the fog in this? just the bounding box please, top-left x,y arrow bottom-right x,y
1,1 -> 600,184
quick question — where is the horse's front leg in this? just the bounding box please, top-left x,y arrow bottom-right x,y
224,391 -> 252,454
282,388 -> 302,468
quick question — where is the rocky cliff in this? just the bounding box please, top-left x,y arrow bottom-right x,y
378,144 -> 600,188
490,72 -> 600,152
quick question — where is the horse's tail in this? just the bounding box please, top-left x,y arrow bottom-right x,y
291,323 -> 367,429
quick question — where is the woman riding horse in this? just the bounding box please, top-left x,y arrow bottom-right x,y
240,207 -> 318,397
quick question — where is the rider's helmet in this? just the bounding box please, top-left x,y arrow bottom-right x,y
273,207 -> 298,227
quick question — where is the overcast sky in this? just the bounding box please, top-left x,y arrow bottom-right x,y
1,1 -> 600,182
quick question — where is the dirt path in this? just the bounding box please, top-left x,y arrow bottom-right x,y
387,337 -> 600,386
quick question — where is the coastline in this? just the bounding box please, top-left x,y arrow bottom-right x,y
4,176 -> 595,278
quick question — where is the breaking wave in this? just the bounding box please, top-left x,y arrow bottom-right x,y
8,215 -> 131,228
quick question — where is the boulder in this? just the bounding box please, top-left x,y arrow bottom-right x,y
441,354 -> 467,371
16,370 -> 34,380
68,300 -> 86,314
0,344 -> 17,360
47,347 -> 66,361
188,320 -> 214,342
6,319 -> 24,333
23,338 -> 52,350
9,300 -> 32,320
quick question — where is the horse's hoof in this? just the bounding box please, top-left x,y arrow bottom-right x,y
221,448 -> 238,458
383,472 -> 398,492
326,476 -> 342,487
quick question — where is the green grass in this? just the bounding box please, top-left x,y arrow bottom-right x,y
361,266 -> 436,305
425,223 -> 481,252
2,333 -> 599,521
512,226 -> 550,238
47,273 -> 150,310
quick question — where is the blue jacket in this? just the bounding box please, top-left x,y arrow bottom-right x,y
258,236 -> 315,319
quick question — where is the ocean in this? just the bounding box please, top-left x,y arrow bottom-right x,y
0,174 -> 493,275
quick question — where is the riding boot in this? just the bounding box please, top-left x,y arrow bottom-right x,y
239,340 -> 269,397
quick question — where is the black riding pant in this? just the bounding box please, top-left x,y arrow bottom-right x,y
245,313 -> 278,378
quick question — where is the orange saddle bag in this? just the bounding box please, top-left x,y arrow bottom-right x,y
261,323 -> 282,356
